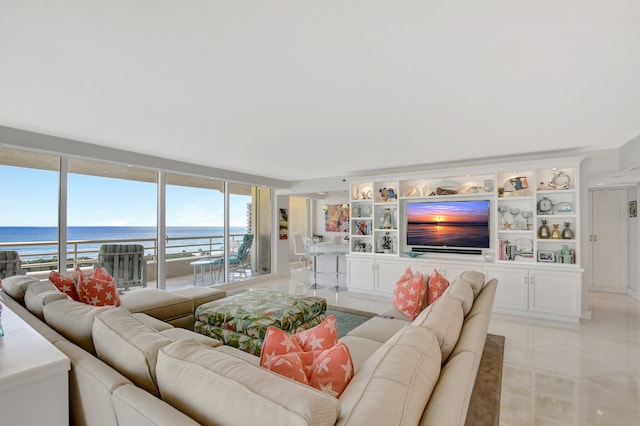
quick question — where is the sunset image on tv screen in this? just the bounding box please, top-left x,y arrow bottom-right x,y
406,200 -> 490,248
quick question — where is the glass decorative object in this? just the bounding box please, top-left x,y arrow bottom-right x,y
551,224 -> 561,239
383,208 -> 392,229
538,220 -> 550,239
561,222 -> 573,239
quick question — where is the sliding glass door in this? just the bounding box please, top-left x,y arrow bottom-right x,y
165,173 -> 225,287
0,147 -> 59,277
67,159 -> 157,281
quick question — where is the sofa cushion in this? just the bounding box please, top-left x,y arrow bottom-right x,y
337,326 -> 442,426
339,335 -> 383,372
44,298 -> 114,353
1,274 -> 39,303
119,289 -> 193,323
48,270 -> 81,301
449,313 -> 490,360
345,315 -> 409,343
77,267 -> 121,307
465,278 -> 498,321
427,269 -> 449,305
53,339 -> 130,426
412,296 -> 464,363
132,313 -> 174,331
156,338 -> 341,426
92,307 -> 172,397
393,271 -> 427,320
24,279 -> 68,320
172,286 -> 227,309
158,328 -> 222,348
112,384 -> 201,426
460,270 -> 486,299
447,277 -> 474,316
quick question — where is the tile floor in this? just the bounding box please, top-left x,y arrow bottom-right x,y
169,266 -> 640,425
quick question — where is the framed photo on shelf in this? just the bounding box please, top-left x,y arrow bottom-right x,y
537,251 -> 555,263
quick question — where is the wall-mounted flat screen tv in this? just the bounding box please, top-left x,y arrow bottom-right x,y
406,200 -> 490,249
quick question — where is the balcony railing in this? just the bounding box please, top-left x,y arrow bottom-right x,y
0,233 -> 246,275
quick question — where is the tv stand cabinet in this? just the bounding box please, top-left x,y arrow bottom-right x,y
347,157 -> 584,324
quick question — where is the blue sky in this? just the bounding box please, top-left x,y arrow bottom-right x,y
0,166 -> 250,227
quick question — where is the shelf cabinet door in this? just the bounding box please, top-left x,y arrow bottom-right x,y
528,270 -> 581,317
485,267 -> 529,312
375,260 -> 407,293
347,258 -> 375,291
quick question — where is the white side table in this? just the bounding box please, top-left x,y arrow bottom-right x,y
0,297 -> 70,425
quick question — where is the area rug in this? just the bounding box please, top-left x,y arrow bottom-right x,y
326,305 -> 376,338
465,333 -> 505,426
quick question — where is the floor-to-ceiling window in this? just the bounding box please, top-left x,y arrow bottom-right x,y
67,159 -> 158,276
0,147 -> 60,275
0,146 -> 273,286
165,173 -> 225,286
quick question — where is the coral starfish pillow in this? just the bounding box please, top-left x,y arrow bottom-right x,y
77,267 -> 121,307
49,270 -> 81,301
260,315 -> 353,397
393,269 -> 427,320
260,315 -> 339,365
427,269 -> 450,306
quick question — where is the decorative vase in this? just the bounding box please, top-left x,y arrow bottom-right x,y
538,220 -> 550,239
551,224 -> 561,239
383,208 -> 392,229
483,179 -> 494,192
561,222 -> 573,239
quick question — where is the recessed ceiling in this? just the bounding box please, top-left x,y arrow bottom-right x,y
0,1 -> 639,181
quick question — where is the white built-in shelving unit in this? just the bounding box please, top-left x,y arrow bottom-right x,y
347,157 -> 584,323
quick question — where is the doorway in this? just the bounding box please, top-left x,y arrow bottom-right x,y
589,189 -> 629,293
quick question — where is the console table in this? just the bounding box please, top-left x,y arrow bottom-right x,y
0,298 -> 70,425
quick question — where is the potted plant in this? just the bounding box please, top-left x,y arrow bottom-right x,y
381,232 -> 392,253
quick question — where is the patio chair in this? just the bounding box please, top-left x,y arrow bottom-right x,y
214,234 -> 254,280
0,250 -> 22,279
98,244 -> 147,290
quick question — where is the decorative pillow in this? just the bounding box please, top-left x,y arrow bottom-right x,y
397,267 -> 414,284
260,315 -> 353,397
48,271 -> 81,301
260,315 -> 338,366
77,267 -> 121,307
392,271 -> 427,320
427,269 -> 449,306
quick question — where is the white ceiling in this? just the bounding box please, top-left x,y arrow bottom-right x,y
1,1 -> 639,182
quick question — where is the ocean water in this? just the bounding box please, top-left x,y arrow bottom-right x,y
0,226 -> 247,259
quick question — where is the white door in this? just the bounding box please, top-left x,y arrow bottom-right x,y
590,189 -> 628,293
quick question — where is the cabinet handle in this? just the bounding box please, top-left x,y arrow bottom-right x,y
594,235 -> 597,242
524,276 -> 528,285
530,276 -> 534,286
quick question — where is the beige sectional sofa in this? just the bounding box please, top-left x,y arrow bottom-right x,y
0,271 -> 496,426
